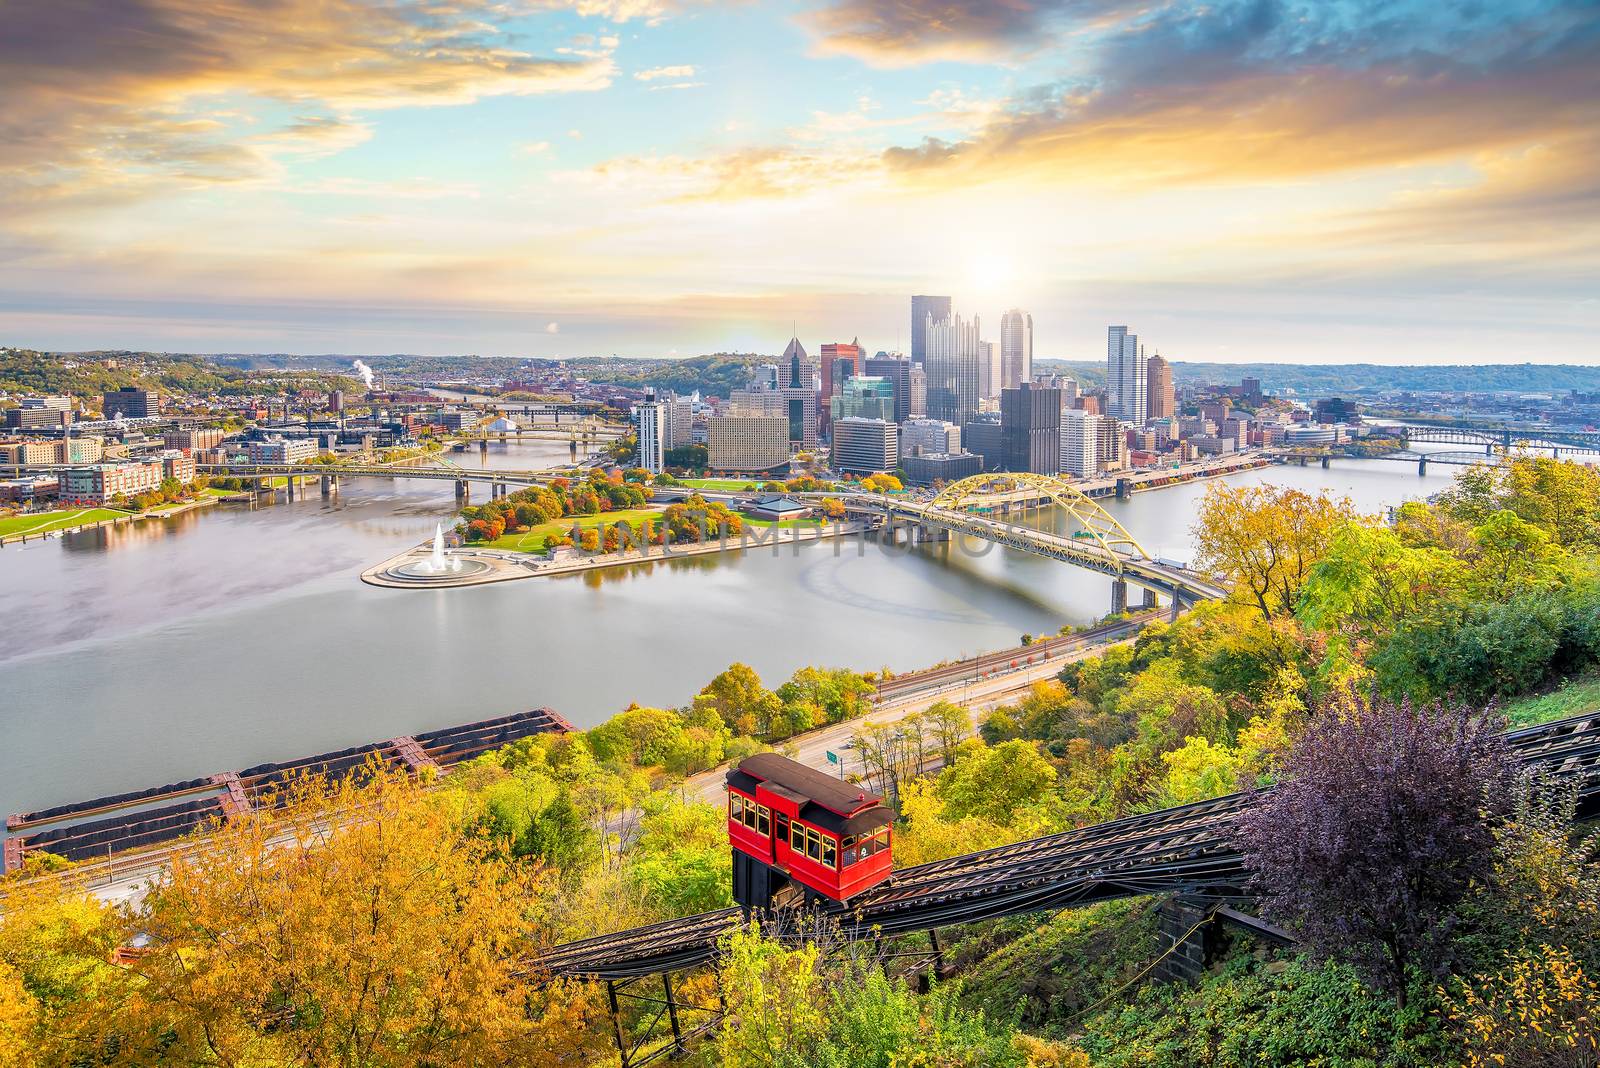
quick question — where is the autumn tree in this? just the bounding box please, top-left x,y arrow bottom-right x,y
119,766 -> 605,1066
1193,484 -> 1350,619
697,662 -> 782,736
1235,692 -> 1513,1009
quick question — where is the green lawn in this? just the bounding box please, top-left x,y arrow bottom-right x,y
1505,671 -> 1600,727
477,507 -> 665,553
199,486 -> 237,498
679,478 -> 768,493
0,507 -> 128,538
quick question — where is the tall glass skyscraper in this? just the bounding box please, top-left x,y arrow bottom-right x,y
910,295 -> 951,366
924,313 -> 982,425
1106,325 -> 1147,425
1000,309 -> 1033,391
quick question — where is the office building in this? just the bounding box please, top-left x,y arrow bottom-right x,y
978,340 -> 1001,401
1147,355 -> 1175,420
5,396 -> 72,429
902,452 -> 982,486
1060,409 -> 1102,477
246,437 -> 319,464
59,460 -> 164,505
1314,397 -> 1360,424
1000,309 -> 1033,392
899,418 -> 961,458
1200,400 -> 1232,425
907,365 -> 927,418
164,428 -> 226,452
1097,416 -> 1127,470
53,436 -> 104,464
0,440 -> 56,465
924,312 -> 982,425
1001,382 -> 1062,475
910,295 -> 951,366
103,388 -> 161,419
962,414 -> 1004,471
818,340 -> 863,434
707,416 -> 789,473
635,391 -> 665,474
1106,326 -> 1146,425
666,396 -> 695,448
832,376 -> 895,422
831,417 -> 897,475
864,355 -> 912,423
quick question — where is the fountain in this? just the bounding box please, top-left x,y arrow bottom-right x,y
384,521 -> 490,582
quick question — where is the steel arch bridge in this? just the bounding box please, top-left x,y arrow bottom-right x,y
846,473 -> 1228,607
929,472 -> 1153,563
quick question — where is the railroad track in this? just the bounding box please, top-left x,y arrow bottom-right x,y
536,711 -> 1600,980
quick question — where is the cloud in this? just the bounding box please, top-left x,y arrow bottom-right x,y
634,64 -> 697,80
520,141 -> 553,156
0,0 -> 615,221
878,0 -> 1600,188
546,321 -> 561,333
577,147 -> 883,203
802,0 -> 1135,67
648,81 -> 706,91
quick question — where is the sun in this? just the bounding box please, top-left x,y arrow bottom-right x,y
965,253 -> 1016,298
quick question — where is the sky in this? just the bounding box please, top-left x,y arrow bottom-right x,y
1,0 -> 1597,364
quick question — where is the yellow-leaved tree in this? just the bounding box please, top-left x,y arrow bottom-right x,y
1193,484 -> 1352,620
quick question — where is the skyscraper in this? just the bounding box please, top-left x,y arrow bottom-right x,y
864,355 -> 912,423
635,391 -> 665,474
818,338 -> 862,438
1060,409 -> 1099,477
924,312 -> 982,425
1106,325 -> 1147,425
979,340 -> 1002,401
1000,382 -> 1061,474
908,366 -> 927,418
780,336 -> 818,448
1000,309 -> 1033,391
1147,354 -> 1175,420
910,295 -> 951,366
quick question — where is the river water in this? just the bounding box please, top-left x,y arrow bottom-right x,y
0,443 -> 1459,817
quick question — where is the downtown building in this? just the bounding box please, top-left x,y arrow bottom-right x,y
831,417 -> 897,475
831,376 -> 895,423
1060,408 -> 1108,478
863,355 -> 913,423
707,416 -> 790,474
634,391 -> 665,474
924,312 -> 983,426
1147,354 -> 1175,420
899,418 -> 961,458
1000,382 -> 1061,475
1106,326 -> 1147,425
910,295 -> 951,366
1000,309 -> 1033,392
103,388 -> 161,420
58,460 -> 165,505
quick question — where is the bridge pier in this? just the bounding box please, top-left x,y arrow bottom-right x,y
455,480 -> 470,504
1141,587 -> 1159,611
1320,455 -> 1331,469
1154,897 -> 1222,984
320,474 -> 337,498
285,474 -> 295,502
1116,477 -> 1132,500
1111,578 -> 1128,615
1295,456 -> 1308,467
1418,457 -> 1428,476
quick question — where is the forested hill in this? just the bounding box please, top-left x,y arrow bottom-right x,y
1163,361 -> 1600,395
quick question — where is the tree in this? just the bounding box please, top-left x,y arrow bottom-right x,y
924,700 -> 971,764
1235,692 -> 1514,1009
114,766 -> 606,1065
1193,484 -> 1350,619
936,738 -> 1058,824
698,663 -> 782,736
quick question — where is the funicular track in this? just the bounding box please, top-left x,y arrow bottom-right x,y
537,711 -> 1600,982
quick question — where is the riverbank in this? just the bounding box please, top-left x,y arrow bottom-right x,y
0,494 -> 222,546
360,519 -> 868,588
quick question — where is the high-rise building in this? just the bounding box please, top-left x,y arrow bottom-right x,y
707,416 -> 790,473
1106,326 -> 1146,425
818,339 -> 863,436
979,340 -> 1002,401
635,391 -> 665,474
908,366 -> 927,418
1096,416 -> 1127,470
103,388 -> 161,420
832,418 -> 897,475
1147,354 -> 1175,420
924,313 -> 982,425
1000,309 -> 1033,392
962,414 -> 1004,471
864,355 -> 912,423
665,396 -> 695,448
910,295 -> 951,366
1060,409 -> 1099,477
899,418 -> 961,458
1001,382 -> 1062,475
832,376 -> 895,422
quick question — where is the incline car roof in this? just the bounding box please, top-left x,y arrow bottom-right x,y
730,753 -> 883,815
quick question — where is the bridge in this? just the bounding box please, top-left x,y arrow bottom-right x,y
1394,422 -> 1600,454
198,459 -> 599,503
532,710 -> 1599,1064
844,474 -> 1230,613
1266,446 -> 1506,475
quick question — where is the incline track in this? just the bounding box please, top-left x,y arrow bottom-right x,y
537,712 -> 1600,980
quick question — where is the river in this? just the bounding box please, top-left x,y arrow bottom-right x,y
0,443 -> 1459,817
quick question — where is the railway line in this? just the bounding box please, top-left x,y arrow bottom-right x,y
536,710 -> 1600,980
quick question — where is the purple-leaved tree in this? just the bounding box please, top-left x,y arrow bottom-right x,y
1234,692 -> 1513,1009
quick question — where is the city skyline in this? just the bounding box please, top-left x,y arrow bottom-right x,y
2,0 -> 1596,364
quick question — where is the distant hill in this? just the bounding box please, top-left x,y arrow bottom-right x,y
1164,362 -> 1600,396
